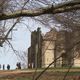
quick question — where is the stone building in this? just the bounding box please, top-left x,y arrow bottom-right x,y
42,29 -> 73,68
28,28 -> 42,68
42,29 -> 57,67
28,28 -> 80,68
55,30 -> 74,67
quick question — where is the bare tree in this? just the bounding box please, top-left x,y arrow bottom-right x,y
0,1 -> 80,80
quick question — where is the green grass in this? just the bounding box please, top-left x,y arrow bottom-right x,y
0,77 -> 32,80
25,67 -> 80,70
16,77 -> 32,80
62,72 -> 80,76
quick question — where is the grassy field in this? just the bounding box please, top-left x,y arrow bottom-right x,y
0,68 -> 80,80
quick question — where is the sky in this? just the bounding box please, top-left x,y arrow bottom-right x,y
0,18 -> 50,70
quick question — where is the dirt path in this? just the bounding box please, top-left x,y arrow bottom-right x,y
0,68 -> 80,77
0,69 -> 80,80
0,70 -> 34,78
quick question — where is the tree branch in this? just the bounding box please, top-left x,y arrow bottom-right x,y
0,1 -> 80,20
